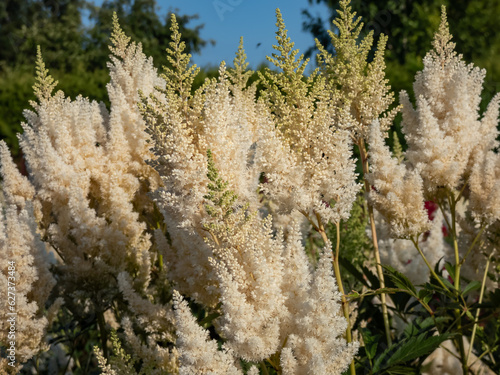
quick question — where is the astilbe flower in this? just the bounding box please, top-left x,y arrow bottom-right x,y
400,6 -> 500,196
139,15 -> 262,307
201,157 -> 286,361
389,7 -> 499,286
0,149 -> 58,372
138,15 -> 359,367
1,14 -> 172,372
469,149 -> 500,224
315,0 -> 399,143
172,201 -> 357,372
467,93 -> 500,224
453,200 -> 498,290
280,244 -> 359,374
172,290 -> 247,375
10,14 -> 162,321
197,152 -> 355,368
366,121 -> 430,238
116,272 -> 179,372
257,9 -> 359,226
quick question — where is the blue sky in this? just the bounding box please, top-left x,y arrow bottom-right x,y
156,1 -> 331,69
91,1 -> 332,70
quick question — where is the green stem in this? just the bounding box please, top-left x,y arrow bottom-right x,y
332,221 -> 356,375
158,253 -> 164,272
261,362 -> 270,375
97,309 -> 108,360
466,252 -> 493,365
447,192 -> 467,375
410,237 -> 451,293
448,194 -> 460,291
358,138 -> 392,347
62,345 -> 75,374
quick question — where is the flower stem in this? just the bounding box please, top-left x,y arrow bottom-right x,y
315,215 -> 356,375
466,252 -> 493,365
358,138 -> 392,346
260,362 -> 270,375
410,236 -> 451,293
96,309 -> 108,360
446,192 -> 468,375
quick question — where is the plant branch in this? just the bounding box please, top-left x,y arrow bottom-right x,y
466,251 -> 494,365
358,137 -> 392,346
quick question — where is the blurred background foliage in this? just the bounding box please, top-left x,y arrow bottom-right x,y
303,0 -> 500,109
0,0 -> 215,155
1,0 -> 499,156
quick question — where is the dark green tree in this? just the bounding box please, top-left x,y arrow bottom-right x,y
0,0 -> 213,155
0,0 -> 87,72
303,0 -> 500,108
85,0 -> 214,70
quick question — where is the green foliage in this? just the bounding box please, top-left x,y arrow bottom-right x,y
3,3 -> 500,374
258,8 -> 317,138
32,46 -> 58,102
0,0 -> 87,72
86,0 -> 213,70
391,131 -> 404,163
0,67 -> 35,155
161,13 -> 201,108
359,317 -> 454,374
0,0 -> 212,156
328,194 -> 372,288
203,149 -> 238,220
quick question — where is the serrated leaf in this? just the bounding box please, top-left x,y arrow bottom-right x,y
422,281 -> 447,295
362,264 -> 381,289
465,309 -> 475,322
439,276 -> 455,295
361,328 -> 380,361
403,317 -> 449,339
434,256 -> 445,275
418,289 -> 433,305
375,333 -> 453,371
392,291 -> 413,313
199,312 -> 221,326
462,281 -> 481,296
382,265 -> 417,297
444,262 -> 456,283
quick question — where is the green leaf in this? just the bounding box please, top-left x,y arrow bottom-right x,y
339,256 -> 370,288
439,276 -> 455,294
374,333 -> 453,371
418,288 -> 433,305
465,309 -> 475,322
387,334 -> 452,368
199,312 -> 221,327
444,262 -> 456,283
362,264 -> 381,289
361,328 -> 381,361
391,291 -> 413,313
382,265 -> 417,297
346,288 -> 401,301
462,281 -> 481,297
403,317 -> 449,339
385,365 -> 418,375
